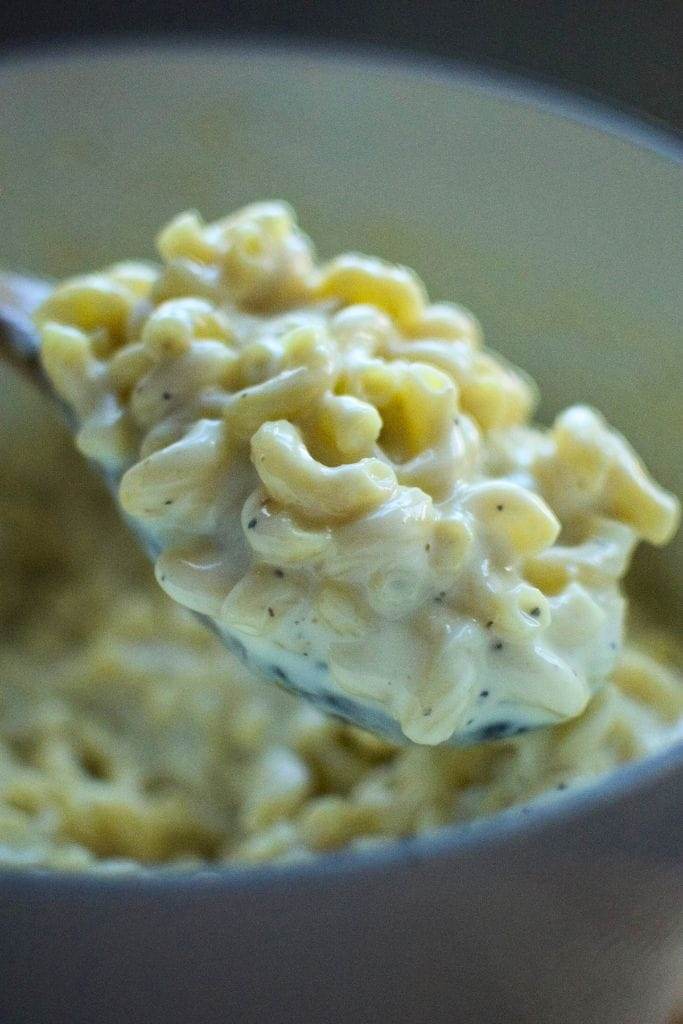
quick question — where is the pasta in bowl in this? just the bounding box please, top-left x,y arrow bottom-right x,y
34,200 -> 679,749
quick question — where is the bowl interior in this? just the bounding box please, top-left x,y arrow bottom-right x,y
1,43 -> 681,618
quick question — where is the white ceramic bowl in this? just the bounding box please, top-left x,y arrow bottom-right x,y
0,43 -> 681,1024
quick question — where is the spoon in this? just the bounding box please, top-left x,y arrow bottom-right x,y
1,270 -> 564,747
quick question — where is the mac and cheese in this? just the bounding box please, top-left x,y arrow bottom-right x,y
35,202 -> 680,746
0,423 -> 680,870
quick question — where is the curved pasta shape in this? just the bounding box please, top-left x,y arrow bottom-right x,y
314,582 -> 373,638
39,322 -> 101,416
156,210 -> 222,264
459,352 -> 536,430
330,304 -> 395,356
220,567 -> 304,637
241,489 -> 332,565
482,580 -> 551,640
119,419 -> 228,530
315,253 -> 426,329
394,416 -> 481,500
348,359 -> 457,461
303,393 -> 382,464
251,420 -> 398,522
387,337 -> 535,431
152,258 -> 223,304
155,541 -> 236,617
130,341 -> 239,430
223,327 -> 334,439
141,297 -> 235,358
108,341 -> 155,396
463,480 -> 560,558
408,301 -> 482,345
107,260 -> 159,298
525,517 -> 638,593
76,394 -> 137,467
36,274 -> 136,353
541,406 -> 680,544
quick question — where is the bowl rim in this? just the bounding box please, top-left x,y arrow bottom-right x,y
4,733 -> 682,893
1,38 -> 681,891
2,33 -> 682,161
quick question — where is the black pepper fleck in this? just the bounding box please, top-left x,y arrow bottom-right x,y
480,689 -> 489,698
425,543 -> 431,552
267,607 -> 274,618
496,504 -> 504,511
485,620 -> 494,629
162,391 -> 172,401
492,640 -> 504,651
164,499 -> 173,506
247,518 -> 257,529
557,782 -> 568,790
530,607 -> 541,617
423,707 -> 432,717
315,660 -> 329,671
274,569 -> 284,578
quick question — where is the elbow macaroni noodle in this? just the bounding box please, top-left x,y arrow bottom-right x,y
0,440 -> 680,870
35,201 -> 680,746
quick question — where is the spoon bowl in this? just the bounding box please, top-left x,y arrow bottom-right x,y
0,270 -> 559,747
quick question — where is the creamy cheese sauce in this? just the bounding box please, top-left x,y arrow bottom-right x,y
1,394 -> 681,870
35,202 -> 679,746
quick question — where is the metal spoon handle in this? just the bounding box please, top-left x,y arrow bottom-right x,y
0,272 -> 52,389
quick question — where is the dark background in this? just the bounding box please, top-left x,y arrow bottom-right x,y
2,0 -> 682,132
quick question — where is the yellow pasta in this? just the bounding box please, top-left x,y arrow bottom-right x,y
108,341 -> 155,396
539,406 -> 680,543
35,273 -> 137,353
315,253 -> 426,329
119,419 -> 228,529
302,393 -> 382,463
75,394 -> 138,467
157,210 -> 222,264
348,360 -> 457,460
463,480 -> 560,557
409,301 -> 482,345
241,489 -> 333,565
34,200 -> 680,757
222,328 -> 334,439
39,322 -> 100,416
0,433 -> 680,870
130,341 -> 240,430
251,420 -> 398,522
141,297 -> 235,358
